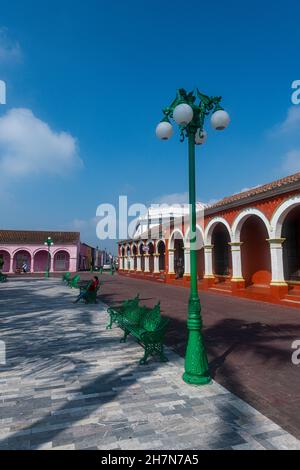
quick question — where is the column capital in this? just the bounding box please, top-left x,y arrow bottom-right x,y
228,242 -> 244,247
168,248 -> 175,252
266,238 -> 286,245
204,245 -> 214,250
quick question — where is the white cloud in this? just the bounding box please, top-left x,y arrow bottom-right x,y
281,149 -> 300,174
270,106 -> 300,136
0,108 -> 82,181
0,27 -> 22,63
152,191 -> 189,205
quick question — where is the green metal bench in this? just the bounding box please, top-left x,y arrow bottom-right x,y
62,272 -> 71,283
78,281 -> 100,304
110,300 -> 169,365
68,274 -> 80,288
106,294 -> 140,330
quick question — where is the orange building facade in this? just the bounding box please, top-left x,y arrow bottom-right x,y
118,173 -> 300,308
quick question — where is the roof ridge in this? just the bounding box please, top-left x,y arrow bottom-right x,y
208,172 -> 300,209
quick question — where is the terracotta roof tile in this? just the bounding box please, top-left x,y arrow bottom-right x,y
207,172 -> 300,209
0,230 -> 80,245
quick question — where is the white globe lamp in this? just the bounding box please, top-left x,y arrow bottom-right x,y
155,121 -> 173,140
211,109 -> 230,130
173,103 -> 194,126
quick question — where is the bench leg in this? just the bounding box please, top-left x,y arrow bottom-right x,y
158,344 -> 168,363
106,314 -> 114,330
139,346 -> 151,365
120,329 -> 129,343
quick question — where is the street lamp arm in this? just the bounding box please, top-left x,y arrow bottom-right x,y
159,88 -> 228,143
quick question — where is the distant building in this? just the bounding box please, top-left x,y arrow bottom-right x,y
118,172 -> 300,307
0,230 -> 80,273
0,230 -> 104,274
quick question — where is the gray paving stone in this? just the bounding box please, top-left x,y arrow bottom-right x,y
0,278 -> 299,450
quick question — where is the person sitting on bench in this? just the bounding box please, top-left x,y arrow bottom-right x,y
74,276 -> 99,303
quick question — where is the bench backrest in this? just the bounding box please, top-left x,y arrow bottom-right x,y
123,302 -> 162,331
70,274 -> 80,285
141,302 -> 162,332
121,294 -> 140,312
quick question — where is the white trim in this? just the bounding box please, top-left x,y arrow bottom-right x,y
232,208 -> 271,242
169,229 -> 184,249
184,224 -> 204,248
204,217 -> 232,245
271,196 -> 300,238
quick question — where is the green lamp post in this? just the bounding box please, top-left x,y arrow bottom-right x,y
156,88 -> 230,385
44,236 -> 54,278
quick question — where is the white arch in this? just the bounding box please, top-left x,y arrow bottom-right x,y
232,208 -> 271,242
131,242 -> 138,255
169,229 -> 184,249
204,217 -> 232,245
32,247 -> 50,257
156,238 -> 166,255
52,248 -> 71,257
271,196 -> 300,238
146,239 -> 155,246
184,224 -> 204,248
0,247 -> 12,255
12,247 -> 33,257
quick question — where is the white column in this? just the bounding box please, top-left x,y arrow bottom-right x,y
136,255 -> 142,271
204,245 -> 214,278
168,249 -> 175,274
267,238 -> 287,285
144,254 -> 150,273
229,242 -> 244,280
184,247 -> 190,276
154,254 -> 160,273
9,256 -> 14,273
118,256 -> 123,270
50,256 -> 54,273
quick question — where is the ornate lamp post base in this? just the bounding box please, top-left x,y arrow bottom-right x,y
182,297 -> 211,385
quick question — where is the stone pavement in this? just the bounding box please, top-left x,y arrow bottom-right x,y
99,273 -> 300,439
0,278 -> 300,450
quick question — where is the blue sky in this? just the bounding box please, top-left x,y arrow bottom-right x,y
0,0 -> 299,253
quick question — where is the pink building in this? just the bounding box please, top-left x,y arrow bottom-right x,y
0,230 -> 80,273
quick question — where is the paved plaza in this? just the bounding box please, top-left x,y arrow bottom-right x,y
0,278 -> 300,450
